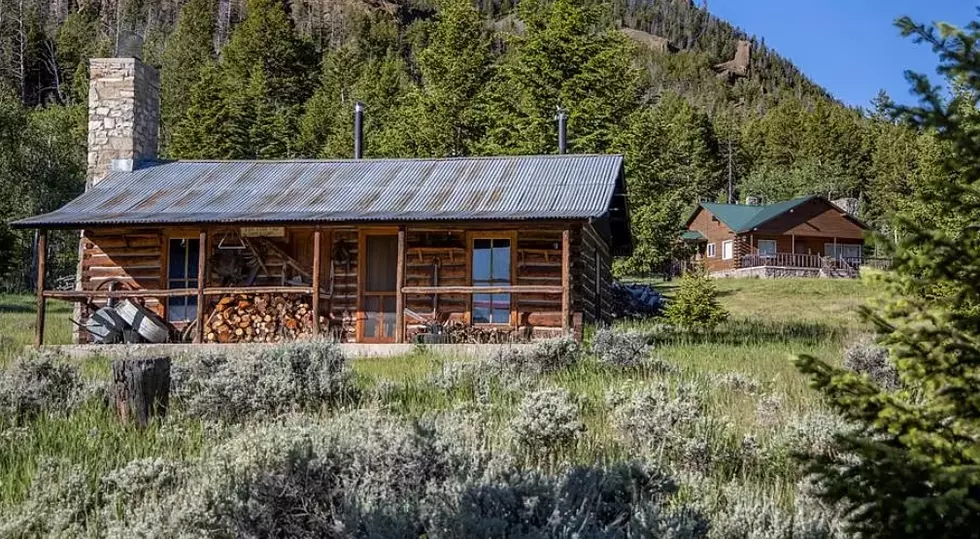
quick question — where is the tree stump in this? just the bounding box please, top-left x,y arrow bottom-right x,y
112,357 -> 171,427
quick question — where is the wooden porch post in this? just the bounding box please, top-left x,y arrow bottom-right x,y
562,229 -> 571,335
312,227 -> 322,337
34,230 -> 47,348
833,236 -> 838,259
195,230 -> 207,344
395,226 -> 406,343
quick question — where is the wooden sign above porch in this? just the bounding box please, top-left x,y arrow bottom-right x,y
241,226 -> 286,238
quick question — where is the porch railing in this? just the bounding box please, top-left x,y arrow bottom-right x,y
740,253 -> 823,269
740,253 -> 892,271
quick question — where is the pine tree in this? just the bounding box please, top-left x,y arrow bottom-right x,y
479,0 -> 641,155
221,0 -> 316,107
794,17 -> 980,537
160,0 -> 216,154
388,0 -> 491,157
169,66 -> 248,159
664,268 -> 728,330
612,93 -> 723,274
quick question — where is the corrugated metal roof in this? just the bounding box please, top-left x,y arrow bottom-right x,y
12,155 -> 625,228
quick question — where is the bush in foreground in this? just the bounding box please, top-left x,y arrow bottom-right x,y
509,387 -> 584,454
3,411 -> 709,538
171,340 -> 356,421
590,328 -> 651,367
0,352 -> 86,424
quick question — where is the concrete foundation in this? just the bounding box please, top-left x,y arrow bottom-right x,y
40,342 -> 536,360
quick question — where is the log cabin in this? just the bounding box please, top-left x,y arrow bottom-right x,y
683,195 -> 881,278
12,57 -> 631,346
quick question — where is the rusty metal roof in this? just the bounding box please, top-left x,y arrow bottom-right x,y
12,155 -> 627,229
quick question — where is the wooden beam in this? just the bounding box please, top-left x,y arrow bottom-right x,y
562,229 -> 571,335
395,227 -> 406,343
34,230 -> 47,348
204,286 -> 314,295
401,285 -> 563,295
44,285 -> 318,301
195,230 -> 207,344
312,228 -> 322,336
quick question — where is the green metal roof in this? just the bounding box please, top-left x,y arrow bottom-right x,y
698,195 -> 817,233
680,230 -> 706,241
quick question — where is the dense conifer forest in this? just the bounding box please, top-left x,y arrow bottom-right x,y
0,0 -> 947,289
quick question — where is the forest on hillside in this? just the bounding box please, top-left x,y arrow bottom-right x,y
0,0 -> 951,290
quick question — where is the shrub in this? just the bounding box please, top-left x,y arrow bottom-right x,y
842,336 -> 899,390
492,337 -> 580,375
427,461 -> 709,538
171,340 -> 356,421
0,458 -> 96,538
509,388 -> 584,453
590,328 -> 651,367
709,371 -> 761,394
665,270 -> 729,330
0,352 -> 84,423
607,382 -> 703,457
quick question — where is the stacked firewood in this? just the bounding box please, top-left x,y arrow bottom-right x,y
204,293 -> 326,343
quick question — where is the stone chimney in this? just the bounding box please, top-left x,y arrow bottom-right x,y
87,58 -> 159,188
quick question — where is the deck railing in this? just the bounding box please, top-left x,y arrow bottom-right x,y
740,253 -> 823,269
740,253 -> 892,271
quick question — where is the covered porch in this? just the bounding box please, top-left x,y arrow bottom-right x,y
30,222 -> 585,347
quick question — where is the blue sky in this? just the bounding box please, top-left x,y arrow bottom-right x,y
708,1 -> 977,109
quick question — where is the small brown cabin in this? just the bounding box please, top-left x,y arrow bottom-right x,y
683,196 -> 875,277
13,58 -> 631,346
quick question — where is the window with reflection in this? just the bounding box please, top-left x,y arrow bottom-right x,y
472,238 -> 511,324
167,238 -> 199,322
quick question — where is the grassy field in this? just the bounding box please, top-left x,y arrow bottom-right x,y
0,278 -> 873,532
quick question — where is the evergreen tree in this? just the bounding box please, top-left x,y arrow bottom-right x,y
170,0 -> 316,159
169,66 -> 248,159
665,267 -> 728,330
387,0 -> 491,157
613,93 -> 723,274
795,17 -> 980,537
479,0 -> 641,155
221,0 -> 316,108
160,0 -> 216,154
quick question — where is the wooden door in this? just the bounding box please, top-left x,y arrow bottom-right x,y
357,230 -> 398,342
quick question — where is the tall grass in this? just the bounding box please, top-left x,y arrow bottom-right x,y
0,278 -> 871,531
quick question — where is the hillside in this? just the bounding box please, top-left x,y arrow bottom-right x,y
0,0 -> 936,289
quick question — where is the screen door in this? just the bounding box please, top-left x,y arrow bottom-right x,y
359,233 -> 398,342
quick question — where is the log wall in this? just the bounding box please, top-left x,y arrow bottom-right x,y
81,228 -> 165,315
579,222 -> 613,325
75,221 -> 606,343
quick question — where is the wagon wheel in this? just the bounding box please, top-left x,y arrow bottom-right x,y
86,278 -> 137,311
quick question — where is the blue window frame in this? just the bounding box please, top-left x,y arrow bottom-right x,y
167,238 -> 199,322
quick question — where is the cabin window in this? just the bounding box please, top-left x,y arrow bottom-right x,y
472,238 -> 511,324
706,242 -> 716,257
758,239 -> 777,255
167,238 -> 199,322
722,240 -> 733,260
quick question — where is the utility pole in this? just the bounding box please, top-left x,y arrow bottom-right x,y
727,138 -> 734,204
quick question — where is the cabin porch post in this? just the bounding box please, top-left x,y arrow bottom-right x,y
395,226 -> 406,343
561,229 -> 571,335
34,230 -> 47,348
312,227 -> 322,337
195,230 -> 207,344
